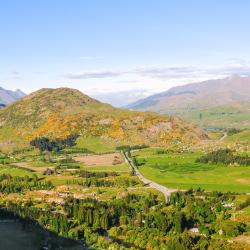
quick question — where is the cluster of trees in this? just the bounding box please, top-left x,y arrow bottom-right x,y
66,176 -> 138,188
196,149 -> 250,166
30,134 -> 79,152
0,189 -> 246,249
220,221 -> 246,237
66,178 -> 115,188
155,149 -> 169,155
227,128 -> 242,136
0,174 -> 53,194
56,164 -> 80,170
237,197 -> 250,210
75,170 -> 119,178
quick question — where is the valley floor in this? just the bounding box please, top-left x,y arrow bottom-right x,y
132,148 -> 250,193
0,136 -> 250,249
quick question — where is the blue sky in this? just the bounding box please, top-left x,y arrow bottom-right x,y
1,0 -> 250,106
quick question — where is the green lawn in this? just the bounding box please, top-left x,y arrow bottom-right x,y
75,136 -> 117,153
133,148 -> 250,193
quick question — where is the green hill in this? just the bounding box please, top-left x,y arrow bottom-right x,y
0,88 -> 207,152
225,129 -> 250,143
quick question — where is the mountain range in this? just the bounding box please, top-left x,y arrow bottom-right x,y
127,75 -> 250,129
0,88 -> 206,153
0,87 -> 26,107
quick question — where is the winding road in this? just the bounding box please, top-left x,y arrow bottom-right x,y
123,151 -> 177,202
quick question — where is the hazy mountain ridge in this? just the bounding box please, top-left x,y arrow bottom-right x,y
0,86 -> 26,106
127,75 -> 250,128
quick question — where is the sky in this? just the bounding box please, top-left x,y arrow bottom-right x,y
1,0 -> 250,106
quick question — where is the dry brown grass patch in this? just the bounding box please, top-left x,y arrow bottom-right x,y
73,153 -> 123,166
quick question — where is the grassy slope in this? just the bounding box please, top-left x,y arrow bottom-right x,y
0,165 -> 32,176
180,102 -> 250,129
133,148 -> 250,192
225,130 -> 250,143
0,88 -> 207,153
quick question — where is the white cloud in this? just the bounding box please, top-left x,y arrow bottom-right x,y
65,61 -> 250,106
64,71 -> 122,79
63,63 -> 250,82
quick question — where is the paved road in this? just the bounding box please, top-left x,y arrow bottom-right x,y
123,151 -> 177,202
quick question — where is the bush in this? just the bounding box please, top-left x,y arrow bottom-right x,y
227,128 -> 242,136
220,221 -> 246,237
237,197 -> 250,210
155,149 -> 168,154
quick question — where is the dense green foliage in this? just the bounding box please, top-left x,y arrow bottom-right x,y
1,190 -> 247,249
67,176 -> 139,188
196,149 -> 250,166
227,128 -> 242,136
30,134 -> 79,152
0,174 -> 53,193
74,170 -> 119,178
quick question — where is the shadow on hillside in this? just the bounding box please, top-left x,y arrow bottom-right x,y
0,209 -> 87,250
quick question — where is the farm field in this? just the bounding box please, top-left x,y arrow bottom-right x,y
73,152 -> 123,166
133,148 -> 250,192
0,150 -> 160,202
74,136 -> 117,153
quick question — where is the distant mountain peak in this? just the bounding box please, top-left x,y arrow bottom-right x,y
0,86 -> 26,106
127,75 -> 250,128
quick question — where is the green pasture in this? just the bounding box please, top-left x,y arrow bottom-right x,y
225,130 -> 250,143
75,136 -> 117,153
133,148 -> 250,193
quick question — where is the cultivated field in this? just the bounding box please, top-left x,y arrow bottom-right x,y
73,152 -> 123,166
0,148 -> 161,203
